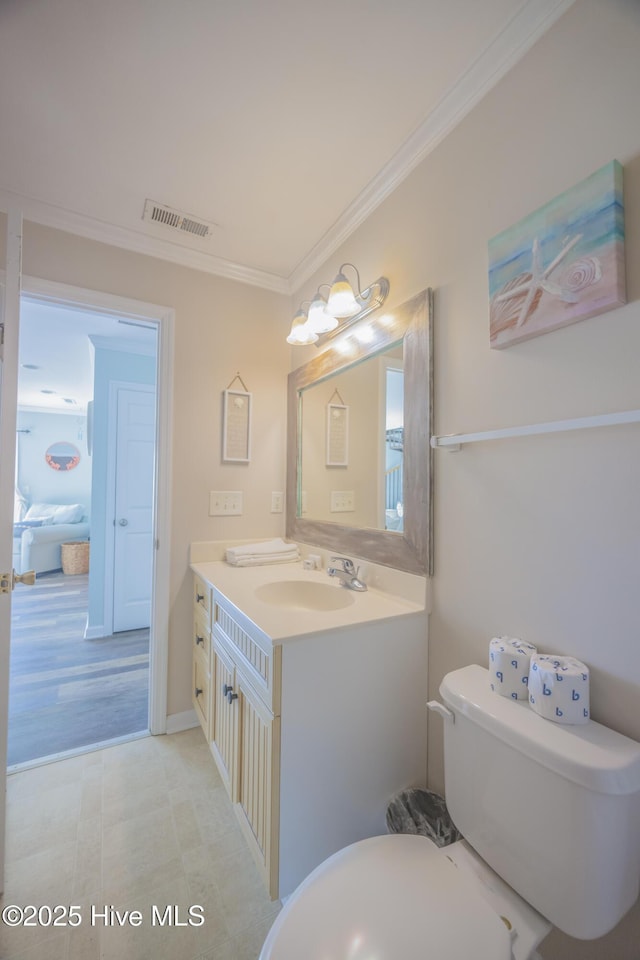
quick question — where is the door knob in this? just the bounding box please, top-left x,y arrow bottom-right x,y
0,569 -> 36,593
118,518 -> 128,526
14,569 -> 36,587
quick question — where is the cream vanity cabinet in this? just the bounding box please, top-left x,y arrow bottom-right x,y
210,608 -> 282,899
192,583 -> 282,895
191,565 -> 428,903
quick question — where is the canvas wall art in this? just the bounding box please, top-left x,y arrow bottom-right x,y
488,160 -> 626,349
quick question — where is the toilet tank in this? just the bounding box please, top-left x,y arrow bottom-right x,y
439,665 -> 640,940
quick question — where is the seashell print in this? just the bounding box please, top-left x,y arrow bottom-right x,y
490,273 -> 543,340
560,256 -> 602,293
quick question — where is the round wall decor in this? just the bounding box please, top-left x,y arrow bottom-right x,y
45,441 -> 81,471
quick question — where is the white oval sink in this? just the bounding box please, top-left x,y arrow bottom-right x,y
255,580 -> 356,612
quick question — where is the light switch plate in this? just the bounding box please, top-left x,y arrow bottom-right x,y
330,490 -> 355,512
209,490 -> 243,516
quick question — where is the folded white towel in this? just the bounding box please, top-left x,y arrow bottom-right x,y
229,552 -> 300,567
225,538 -> 300,566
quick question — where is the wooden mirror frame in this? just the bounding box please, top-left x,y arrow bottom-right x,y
287,287 -> 433,575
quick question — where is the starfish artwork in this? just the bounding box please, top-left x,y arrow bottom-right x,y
488,160 -> 626,349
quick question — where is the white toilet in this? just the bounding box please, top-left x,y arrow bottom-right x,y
260,664 -> 640,960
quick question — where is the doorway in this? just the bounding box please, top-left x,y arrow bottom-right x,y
7,280 -> 173,768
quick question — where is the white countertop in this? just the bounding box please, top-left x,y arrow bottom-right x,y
191,559 -> 425,643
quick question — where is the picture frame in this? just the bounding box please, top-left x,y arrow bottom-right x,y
222,388 -> 252,463
488,159 -> 626,349
326,402 -> 349,467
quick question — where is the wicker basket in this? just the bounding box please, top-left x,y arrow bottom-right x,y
61,540 -> 90,575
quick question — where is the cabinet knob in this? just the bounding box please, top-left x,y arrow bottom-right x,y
196,634 -> 204,646
196,592 -> 204,604
223,683 -> 232,695
194,687 -> 203,698
227,690 -> 238,704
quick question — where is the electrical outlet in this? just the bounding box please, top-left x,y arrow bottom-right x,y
209,490 -> 243,516
271,491 -> 284,513
330,490 -> 355,512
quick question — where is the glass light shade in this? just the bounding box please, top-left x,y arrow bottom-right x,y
286,310 -> 318,345
327,272 -> 361,318
307,293 -> 339,334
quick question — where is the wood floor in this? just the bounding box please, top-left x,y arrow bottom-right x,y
8,571 -> 149,767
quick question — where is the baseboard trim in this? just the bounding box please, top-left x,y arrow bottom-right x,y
166,709 -> 199,735
84,624 -> 106,640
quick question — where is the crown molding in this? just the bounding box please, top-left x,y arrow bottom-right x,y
89,334 -> 156,357
0,188 -> 290,295
17,403 -> 86,416
288,0 -> 575,293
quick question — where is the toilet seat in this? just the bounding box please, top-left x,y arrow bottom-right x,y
259,834 -> 513,960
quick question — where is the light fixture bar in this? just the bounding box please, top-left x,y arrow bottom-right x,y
313,277 -> 390,347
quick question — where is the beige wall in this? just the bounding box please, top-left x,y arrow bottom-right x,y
20,222 -> 290,718
292,2 -> 640,956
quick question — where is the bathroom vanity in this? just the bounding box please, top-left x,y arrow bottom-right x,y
190,554 -> 428,900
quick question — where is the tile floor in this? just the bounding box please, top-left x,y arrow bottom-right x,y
0,728 -> 281,960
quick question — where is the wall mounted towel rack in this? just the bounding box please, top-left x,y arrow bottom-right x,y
430,408 -> 640,451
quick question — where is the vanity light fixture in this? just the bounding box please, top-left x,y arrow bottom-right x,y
307,285 -> 339,335
286,263 -> 390,348
286,305 -> 318,345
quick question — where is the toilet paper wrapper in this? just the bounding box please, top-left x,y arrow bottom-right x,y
528,654 -> 590,725
489,636 -> 537,700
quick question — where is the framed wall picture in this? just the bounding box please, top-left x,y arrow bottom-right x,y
222,388 -> 252,462
326,402 -> 349,466
488,159 -> 626,349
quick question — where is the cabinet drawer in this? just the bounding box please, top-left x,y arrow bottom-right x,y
193,574 -> 212,619
192,653 -> 210,738
213,597 -> 281,715
193,604 -> 211,672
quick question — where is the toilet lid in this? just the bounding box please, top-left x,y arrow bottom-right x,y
260,834 -> 512,960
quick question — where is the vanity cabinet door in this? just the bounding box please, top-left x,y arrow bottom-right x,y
211,638 -> 238,801
236,673 -> 280,897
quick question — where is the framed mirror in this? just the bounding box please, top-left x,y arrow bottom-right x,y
287,288 -> 433,575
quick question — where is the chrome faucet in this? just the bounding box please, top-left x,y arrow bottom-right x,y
327,556 -> 368,591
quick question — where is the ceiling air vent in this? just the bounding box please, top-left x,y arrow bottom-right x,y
142,199 -> 216,239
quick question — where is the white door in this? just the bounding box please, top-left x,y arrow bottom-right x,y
112,385 -> 156,632
0,209 -> 22,889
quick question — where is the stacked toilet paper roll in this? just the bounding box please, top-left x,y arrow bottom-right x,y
489,637 -> 537,700
528,654 -> 590,725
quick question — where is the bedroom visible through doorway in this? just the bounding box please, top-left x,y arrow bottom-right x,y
9,296 -> 158,768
